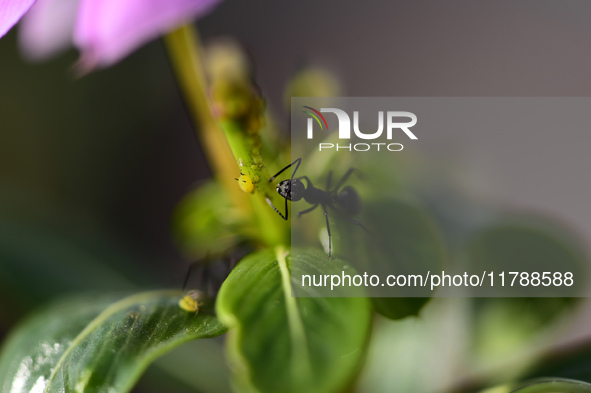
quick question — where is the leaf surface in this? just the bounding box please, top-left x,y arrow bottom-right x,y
216,248 -> 372,393
0,290 -> 226,393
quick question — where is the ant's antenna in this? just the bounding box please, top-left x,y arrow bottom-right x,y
269,158 -> 302,183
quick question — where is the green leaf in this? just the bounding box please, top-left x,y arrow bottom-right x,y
172,181 -> 248,259
357,298 -> 466,393
0,290 -> 227,393
520,340 -> 591,384
468,297 -> 575,376
509,378 -> 591,393
466,219 -> 585,372
143,339 -> 232,393
371,297 -> 431,320
216,248 -> 372,393
466,221 -> 586,296
332,198 -> 446,319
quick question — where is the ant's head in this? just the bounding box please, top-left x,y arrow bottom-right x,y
277,178 -> 305,201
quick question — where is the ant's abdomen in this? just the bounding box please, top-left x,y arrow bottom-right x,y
337,186 -> 361,215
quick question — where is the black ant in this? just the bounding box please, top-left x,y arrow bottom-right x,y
266,158 -> 368,257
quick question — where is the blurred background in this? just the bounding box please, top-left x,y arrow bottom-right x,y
2,0 -> 591,391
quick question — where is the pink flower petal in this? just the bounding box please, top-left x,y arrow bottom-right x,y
0,0 -> 37,38
74,0 -> 222,71
18,0 -> 80,60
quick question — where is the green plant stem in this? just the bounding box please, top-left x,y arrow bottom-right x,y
164,24 -> 287,247
164,25 -> 249,214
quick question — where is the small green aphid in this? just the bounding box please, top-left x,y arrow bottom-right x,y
178,290 -> 204,313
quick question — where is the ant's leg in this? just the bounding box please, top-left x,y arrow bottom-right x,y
182,263 -> 194,290
296,175 -> 314,188
330,168 -> 355,193
269,158 -> 302,183
298,204 -> 318,217
329,206 -> 372,234
266,195 -> 289,220
326,171 -> 333,191
182,257 -> 208,290
284,196 -> 289,221
322,205 -> 332,258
